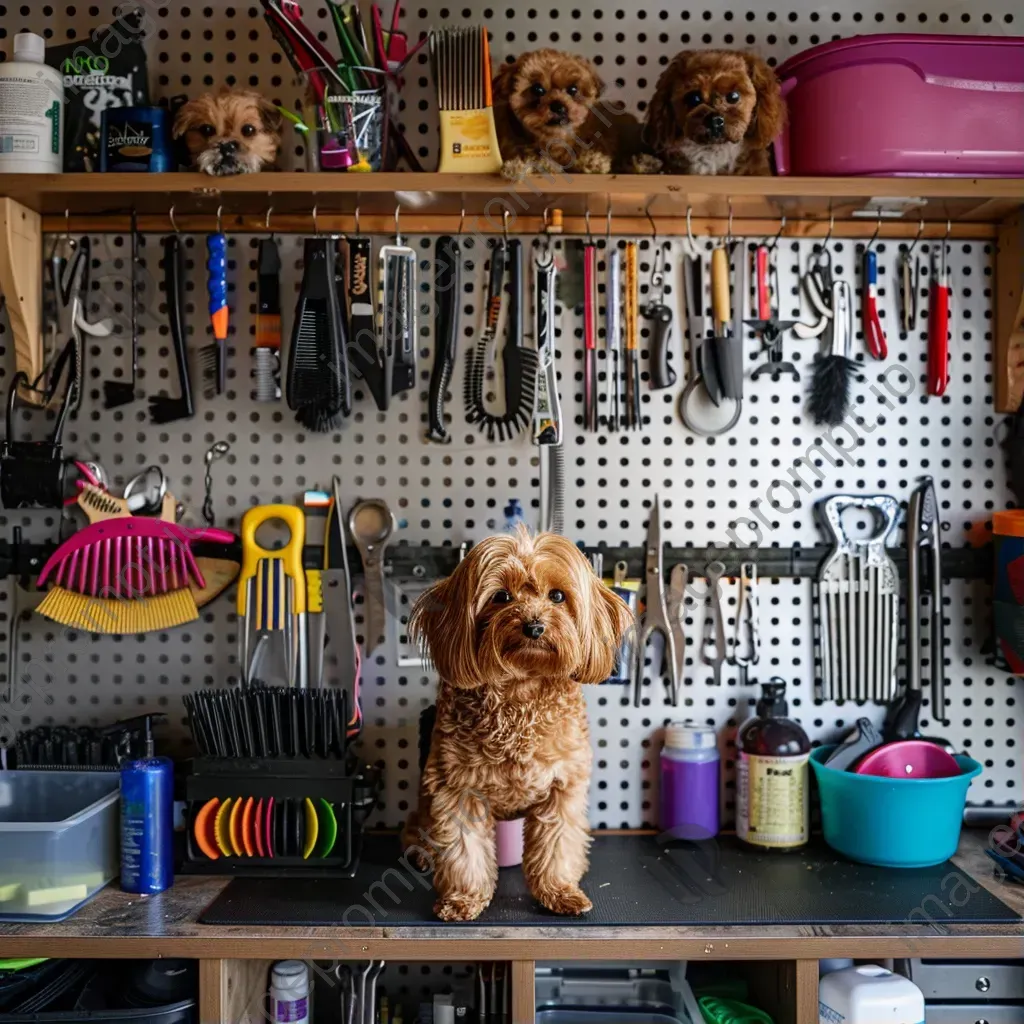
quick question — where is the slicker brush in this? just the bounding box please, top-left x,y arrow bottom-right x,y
808,280 -> 858,427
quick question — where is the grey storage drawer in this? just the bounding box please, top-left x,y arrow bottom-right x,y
923,1007 -> 1024,1024
904,960 -> 1024,1001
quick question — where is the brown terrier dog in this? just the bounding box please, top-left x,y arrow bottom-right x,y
402,528 -> 632,922
636,49 -> 784,176
493,48 -> 639,180
173,87 -> 283,175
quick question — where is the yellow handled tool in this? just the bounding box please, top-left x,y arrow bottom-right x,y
711,246 -> 731,335
237,505 -> 308,686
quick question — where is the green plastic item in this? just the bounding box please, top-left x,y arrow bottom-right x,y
0,958 -> 49,971
698,995 -> 774,1024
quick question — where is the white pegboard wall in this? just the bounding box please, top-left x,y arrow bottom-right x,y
0,228 -> 1017,828
0,0 -> 1019,828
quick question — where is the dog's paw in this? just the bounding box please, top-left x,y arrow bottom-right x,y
573,149 -> 612,174
500,156 -> 533,181
535,884 -> 593,916
434,892 -> 491,922
630,152 -> 663,175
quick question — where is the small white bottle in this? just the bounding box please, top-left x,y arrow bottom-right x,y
0,32 -> 64,173
270,960 -> 310,1024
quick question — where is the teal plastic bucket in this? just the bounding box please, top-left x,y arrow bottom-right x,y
809,746 -> 982,868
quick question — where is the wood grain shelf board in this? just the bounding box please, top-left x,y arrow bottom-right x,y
1,173 -> 1021,223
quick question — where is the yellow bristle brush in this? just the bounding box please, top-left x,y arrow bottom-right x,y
35,485 -> 237,634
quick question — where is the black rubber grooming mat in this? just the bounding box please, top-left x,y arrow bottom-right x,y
199,834 -> 1019,927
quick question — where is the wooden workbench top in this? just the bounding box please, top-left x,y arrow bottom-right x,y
0,830 -> 1021,961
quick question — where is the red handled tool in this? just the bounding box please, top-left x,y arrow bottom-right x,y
927,246 -> 950,396
862,248 -> 887,360
755,245 -> 771,321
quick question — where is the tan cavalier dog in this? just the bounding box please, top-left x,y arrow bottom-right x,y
636,49 -> 784,176
493,48 -> 639,180
402,528 -> 632,921
173,87 -> 282,175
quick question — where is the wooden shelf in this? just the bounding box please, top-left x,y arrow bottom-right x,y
0,172 -> 1020,234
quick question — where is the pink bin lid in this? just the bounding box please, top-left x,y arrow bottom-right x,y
776,33 -> 1024,89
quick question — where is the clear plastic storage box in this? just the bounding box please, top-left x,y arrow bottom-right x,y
0,771 -> 120,922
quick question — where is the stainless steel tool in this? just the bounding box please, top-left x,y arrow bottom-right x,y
815,494 -> 901,703
907,476 -> 946,725
702,560 -> 727,686
633,495 -> 678,707
349,498 -> 396,657
732,560 -> 760,685
667,563 -> 688,690
325,476 -> 359,720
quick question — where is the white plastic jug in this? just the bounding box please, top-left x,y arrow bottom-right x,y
819,965 -> 924,1024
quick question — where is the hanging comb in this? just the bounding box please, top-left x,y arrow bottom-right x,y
35,486 -> 235,634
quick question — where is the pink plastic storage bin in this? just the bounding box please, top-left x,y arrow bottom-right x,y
773,34 -> 1024,177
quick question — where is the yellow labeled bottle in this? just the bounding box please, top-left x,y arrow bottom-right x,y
736,679 -> 810,851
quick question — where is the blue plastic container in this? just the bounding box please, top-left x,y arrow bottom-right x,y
809,745 -> 982,868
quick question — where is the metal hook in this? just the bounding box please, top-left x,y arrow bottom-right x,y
311,204 -> 319,236
458,203 -> 466,236
645,201 -> 658,244
169,205 -> 180,234
726,201 -> 734,246
605,196 -> 612,245
395,203 -> 402,244
683,205 -> 699,259
265,203 -> 274,236
767,213 -> 786,253
216,205 -> 223,235
584,206 -> 593,245
502,208 -> 510,245
64,208 -> 71,242
354,204 -> 360,237
867,208 -> 882,252
822,208 -> 835,248
907,217 -> 925,255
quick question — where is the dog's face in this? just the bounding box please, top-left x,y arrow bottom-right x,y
645,50 -> 783,155
173,88 -> 283,175
411,528 -> 632,690
494,49 -> 604,144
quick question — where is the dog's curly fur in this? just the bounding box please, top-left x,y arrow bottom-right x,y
636,49 -> 784,176
494,49 -> 639,180
173,87 -> 282,176
401,528 -> 633,922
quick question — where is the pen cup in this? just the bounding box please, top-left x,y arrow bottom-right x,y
320,89 -> 386,172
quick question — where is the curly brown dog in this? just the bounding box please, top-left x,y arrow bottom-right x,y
401,528 -> 632,922
636,49 -> 784,176
493,48 -> 639,180
173,87 -> 282,175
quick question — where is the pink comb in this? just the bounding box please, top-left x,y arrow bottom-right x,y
38,520 -> 235,600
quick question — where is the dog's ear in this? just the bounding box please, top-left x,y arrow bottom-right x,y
573,567 -> 635,685
410,564 -> 483,690
255,94 -> 284,136
172,98 -> 206,140
743,52 -> 785,149
643,51 -> 691,153
492,58 -> 519,105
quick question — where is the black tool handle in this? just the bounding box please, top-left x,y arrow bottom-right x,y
645,303 -> 676,390
506,240 -> 524,349
345,237 -> 388,411
166,234 -> 194,416
427,235 -> 461,442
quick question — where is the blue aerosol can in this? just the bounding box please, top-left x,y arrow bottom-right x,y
120,715 -> 174,894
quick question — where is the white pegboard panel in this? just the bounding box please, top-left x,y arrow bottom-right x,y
0,0 -> 1019,828
0,228 -> 1017,827
0,2 -> 1018,169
